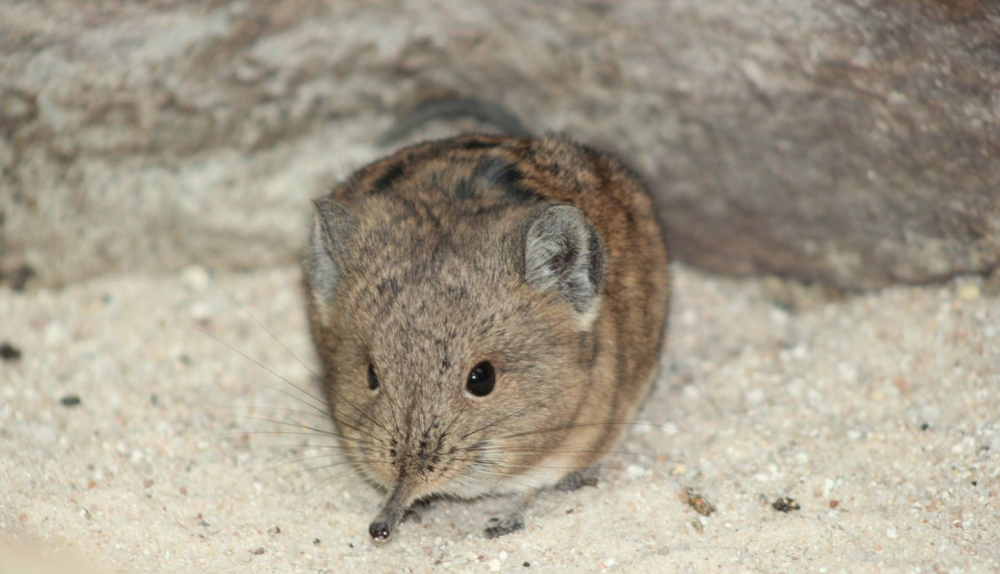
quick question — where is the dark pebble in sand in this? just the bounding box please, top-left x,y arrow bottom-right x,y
681,487 -> 717,516
5,265 -> 35,291
0,342 -> 22,361
772,497 -> 801,513
60,394 -> 82,407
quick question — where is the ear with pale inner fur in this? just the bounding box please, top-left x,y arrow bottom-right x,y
523,204 -> 606,320
305,198 -> 354,319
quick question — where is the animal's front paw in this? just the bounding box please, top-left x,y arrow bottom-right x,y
553,467 -> 600,492
484,515 -> 524,539
402,499 -> 433,524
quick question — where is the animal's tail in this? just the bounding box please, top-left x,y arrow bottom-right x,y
378,96 -> 530,146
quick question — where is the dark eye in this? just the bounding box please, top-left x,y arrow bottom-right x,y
367,364 -> 379,391
465,362 -> 496,397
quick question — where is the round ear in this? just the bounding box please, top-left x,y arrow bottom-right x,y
305,198 -> 354,316
522,204 -> 606,317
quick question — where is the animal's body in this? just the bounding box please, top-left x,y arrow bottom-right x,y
303,132 -> 670,539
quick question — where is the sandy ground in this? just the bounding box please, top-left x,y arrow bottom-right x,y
1,264 -> 997,573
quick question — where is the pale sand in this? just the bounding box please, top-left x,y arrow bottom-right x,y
1,265 -> 997,573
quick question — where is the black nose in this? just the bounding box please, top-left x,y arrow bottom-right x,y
369,521 -> 391,540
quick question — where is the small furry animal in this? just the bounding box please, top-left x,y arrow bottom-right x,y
303,126 -> 670,540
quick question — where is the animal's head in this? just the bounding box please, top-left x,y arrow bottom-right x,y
303,170 -> 606,540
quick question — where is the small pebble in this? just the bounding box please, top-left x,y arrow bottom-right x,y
181,266 -> 211,290
32,426 -> 57,445
680,487 -> 716,516
957,284 -> 980,300
822,478 -> 835,497
0,342 -> 21,361
190,302 -> 212,322
6,264 -> 35,291
604,557 -> 617,568
886,526 -> 898,539
523,562 -> 531,568
489,558 -> 501,572
499,551 -> 509,560
60,394 -> 82,407
625,464 -> 646,479
772,497 -> 800,512
44,321 -> 69,346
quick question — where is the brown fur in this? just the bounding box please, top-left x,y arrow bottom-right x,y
303,133 -> 670,539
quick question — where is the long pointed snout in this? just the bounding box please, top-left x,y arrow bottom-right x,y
368,480 -> 415,541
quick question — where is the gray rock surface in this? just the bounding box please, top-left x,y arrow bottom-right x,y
2,0 -> 998,289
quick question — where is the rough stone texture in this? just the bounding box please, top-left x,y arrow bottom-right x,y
2,0 -> 999,289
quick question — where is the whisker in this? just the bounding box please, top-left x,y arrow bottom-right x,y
378,380 -> 407,439
441,396 -> 473,439
466,470 -> 580,507
220,414 -> 382,448
217,405 -> 383,449
194,326 -> 382,443
458,446 -> 660,463
249,452 -> 360,482
209,276 -> 326,387
603,452 -> 671,473
460,388 -> 561,440
195,319 -> 394,440
480,451 -> 672,476
458,438 -> 676,477
278,460 -> 375,483
193,326 -> 331,416
206,405 -> 334,422
497,420 -> 709,442
304,467 -> 368,498
448,457 -> 596,473
244,443 -> 365,451
196,429 -> 369,447
210,404 -> 388,447
460,437 -> 663,457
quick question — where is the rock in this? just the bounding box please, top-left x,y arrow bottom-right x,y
2,1 -> 997,290
0,342 -> 21,361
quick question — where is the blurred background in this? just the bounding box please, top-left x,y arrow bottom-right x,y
2,0 -> 998,293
